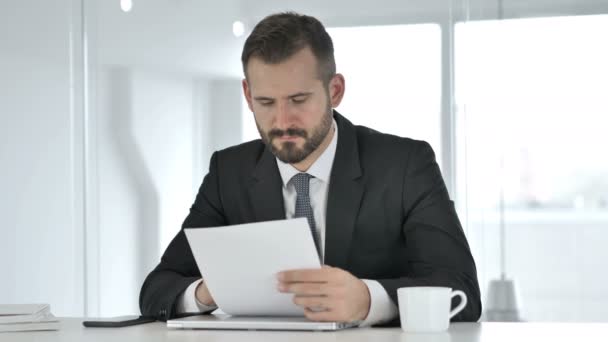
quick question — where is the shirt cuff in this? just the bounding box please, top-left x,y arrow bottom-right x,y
359,279 -> 399,327
175,279 -> 218,314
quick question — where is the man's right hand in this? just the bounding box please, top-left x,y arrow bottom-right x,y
195,280 -> 216,306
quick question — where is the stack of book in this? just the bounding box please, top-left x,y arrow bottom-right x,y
0,304 -> 60,332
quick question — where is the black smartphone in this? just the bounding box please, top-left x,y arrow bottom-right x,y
82,315 -> 156,328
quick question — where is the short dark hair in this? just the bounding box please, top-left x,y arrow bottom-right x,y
241,12 -> 336,86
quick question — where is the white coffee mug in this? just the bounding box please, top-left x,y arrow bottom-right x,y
397,286 -> 467,333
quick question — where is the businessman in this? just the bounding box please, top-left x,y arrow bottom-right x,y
140,12 -> 481,327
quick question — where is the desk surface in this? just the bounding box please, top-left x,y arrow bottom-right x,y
3,318 -> 608,342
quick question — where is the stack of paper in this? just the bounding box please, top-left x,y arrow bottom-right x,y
0,304 -> 60,332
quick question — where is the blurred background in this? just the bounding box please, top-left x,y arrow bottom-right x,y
1,0 -> 607,321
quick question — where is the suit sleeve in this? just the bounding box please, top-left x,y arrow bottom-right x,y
139,152 -> 227,321
375,141 -> 482,326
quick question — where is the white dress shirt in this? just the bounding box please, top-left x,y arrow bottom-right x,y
177,119 -> 398,326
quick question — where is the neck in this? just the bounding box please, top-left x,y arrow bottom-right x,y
291,125 -> 335,172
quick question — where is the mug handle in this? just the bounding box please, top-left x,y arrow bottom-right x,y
449,290 -> 468,319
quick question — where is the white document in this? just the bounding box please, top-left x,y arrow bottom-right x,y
0,318 -> 60,333
184,218 -> 321,316
0,304 -> 50,324
0,304 -> 59,332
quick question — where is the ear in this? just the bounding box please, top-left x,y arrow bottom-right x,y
328,73 -> 345,108
242,78 -> 254,112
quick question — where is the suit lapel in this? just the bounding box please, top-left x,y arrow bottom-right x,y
324,112 -> 364,269
248,146 -> 286,222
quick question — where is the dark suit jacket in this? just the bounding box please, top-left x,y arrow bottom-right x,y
139,111 -> 482,326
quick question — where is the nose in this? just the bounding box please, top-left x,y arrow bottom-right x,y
273,101 -> 295,130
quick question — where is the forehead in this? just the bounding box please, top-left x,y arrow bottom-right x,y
246,47 -> 322,95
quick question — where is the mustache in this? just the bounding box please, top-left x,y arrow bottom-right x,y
268,128 -> 308,139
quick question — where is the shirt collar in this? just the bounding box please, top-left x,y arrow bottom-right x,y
276,119 -> 338,186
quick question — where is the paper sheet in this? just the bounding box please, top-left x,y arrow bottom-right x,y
185,218 -> 321,316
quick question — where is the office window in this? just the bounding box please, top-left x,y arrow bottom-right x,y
243,24 -> 442,166
455,15 -> 608,321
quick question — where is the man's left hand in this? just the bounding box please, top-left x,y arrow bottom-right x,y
277,265 -> 371,322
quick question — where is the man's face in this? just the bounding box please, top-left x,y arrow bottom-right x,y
243,47 -> 340,164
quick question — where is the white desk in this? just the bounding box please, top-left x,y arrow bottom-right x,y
3,319 -> 608,342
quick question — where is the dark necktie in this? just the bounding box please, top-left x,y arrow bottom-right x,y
291,172 -> 321,258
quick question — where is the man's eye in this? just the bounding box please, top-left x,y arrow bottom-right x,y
291,97 -> 306,104
260,101 -> 274,106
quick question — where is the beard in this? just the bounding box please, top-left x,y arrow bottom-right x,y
257,103 -> 333,164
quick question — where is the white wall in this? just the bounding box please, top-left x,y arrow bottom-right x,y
0,0 -> 85,316
83,0 -> 247,317
0,0 -> 247,318
94,66 -> 212,315
94,0 -> 244,78
93,71 -> 244,317
208,80 -> 246,151
90,25 -> 247,316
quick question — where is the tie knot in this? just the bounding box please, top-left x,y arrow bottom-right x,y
291,172 -> 313,195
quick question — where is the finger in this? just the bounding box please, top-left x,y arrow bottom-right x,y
324,284 -> 349,300
277,268 -> 332,283
292,296 -> 327,309
278,282 -> 327,296
304,307 -> 344,322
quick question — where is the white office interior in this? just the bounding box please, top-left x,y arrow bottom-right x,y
1,0 -> 607,322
